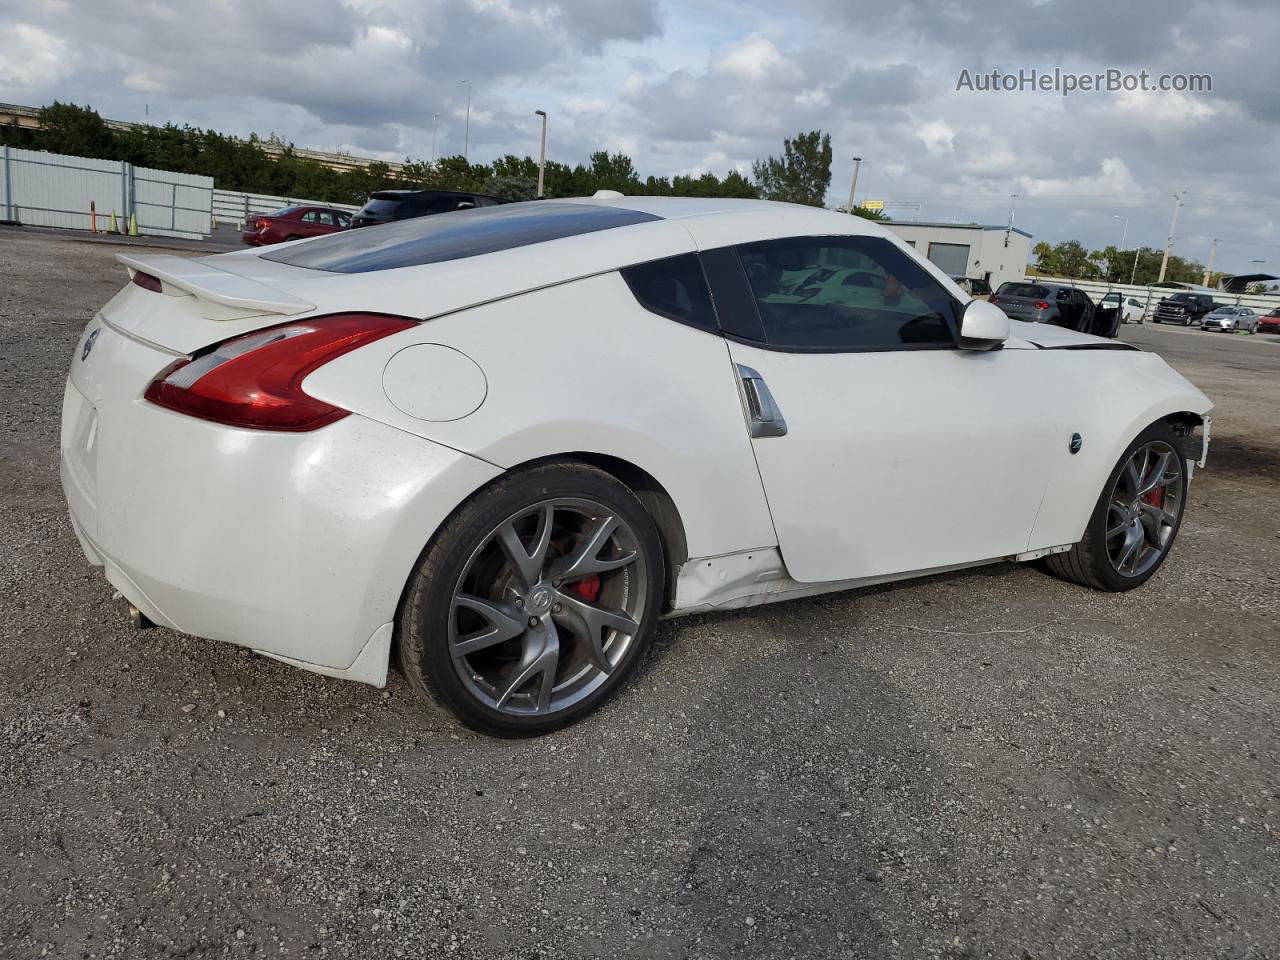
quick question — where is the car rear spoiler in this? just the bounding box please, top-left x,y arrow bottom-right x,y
117,253 -> 316,320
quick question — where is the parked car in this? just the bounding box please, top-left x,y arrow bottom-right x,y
240,205 -> 351,246
1201,306 -> 1258,333
951,276 -> 993,300
1100,292 -> 1145,324
1258,307 -> 1280,334
991,281 -> 1116,336
63,198 -> 1211,735
1154,291 -> 1218,326
350,190 -> 509,228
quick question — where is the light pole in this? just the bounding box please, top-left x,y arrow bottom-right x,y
1112,215 -> 1128,283
459,79 -> 471,161
1157,191 -> 1183,284
1005,194 -> 1018,248
846,156 -> 862,213
431,112 -> 439,163
534,110 -> 547,198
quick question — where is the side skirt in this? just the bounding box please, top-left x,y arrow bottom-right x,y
667,544 -> 1074,617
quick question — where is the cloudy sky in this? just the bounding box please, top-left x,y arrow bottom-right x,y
3,0 -> 1279,273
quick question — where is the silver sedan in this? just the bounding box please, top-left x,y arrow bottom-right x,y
1201,306 -> 1258,333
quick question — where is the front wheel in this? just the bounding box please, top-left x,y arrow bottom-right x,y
397,462 -> 664,736
1045,422 -> 1188,591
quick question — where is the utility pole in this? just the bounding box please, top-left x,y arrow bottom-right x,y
1157,191 -> 1183,284
431,112 -> 439,163
459,80 -> 471,161
1131,247 -> 1141,285
534,110 -> 547,198
1005,194 -> 1018,248
1202,237 -> 1217,287
846,157 -> 862,213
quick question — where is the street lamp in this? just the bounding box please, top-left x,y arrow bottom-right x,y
458,80 -> 471,161
534,110 -> 547,198
431,112 -> 439,163
1113,214 -> 1128,250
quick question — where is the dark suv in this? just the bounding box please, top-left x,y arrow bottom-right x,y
350,190 -> 509,228
1154,292 -> 1218,326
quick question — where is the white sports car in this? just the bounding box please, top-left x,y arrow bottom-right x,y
61,197 -> 1212,735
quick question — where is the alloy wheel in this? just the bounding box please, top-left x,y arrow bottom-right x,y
1105,441 -> 1184,578
447,498 -> 649,717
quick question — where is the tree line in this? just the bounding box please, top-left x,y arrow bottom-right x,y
0,104 -> 893,221
0,102 -> 767,204
1030,238 -> 1217,287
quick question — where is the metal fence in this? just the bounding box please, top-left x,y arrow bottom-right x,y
213,189 -> 359,228
0,145 -> 212,239
1031,276 -> 1279,315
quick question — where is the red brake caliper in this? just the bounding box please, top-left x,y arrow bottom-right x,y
1140,487 -> 1165,508
569,574 -> 602,603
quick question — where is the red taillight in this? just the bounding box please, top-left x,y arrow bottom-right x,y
144,313 -> 415,431
1034,300 -> 1050,310
253,217 -> 270,231
132,271 -> 163,293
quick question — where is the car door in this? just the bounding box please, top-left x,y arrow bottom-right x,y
298,210 -> 324,237
702,235 -> 1060,584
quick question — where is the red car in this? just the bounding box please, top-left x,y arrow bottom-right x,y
241,205 -> 352,246
1258,307 -> 1280,334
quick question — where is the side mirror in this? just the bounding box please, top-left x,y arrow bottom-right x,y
958,298 -> 1010,350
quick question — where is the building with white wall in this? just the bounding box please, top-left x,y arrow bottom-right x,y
885,221 -> 1031,290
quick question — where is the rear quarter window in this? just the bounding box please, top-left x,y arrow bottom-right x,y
621,254 -> 718,333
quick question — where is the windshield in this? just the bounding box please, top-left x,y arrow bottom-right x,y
1170,293 -> 1197,302
266,206 -> 301,217
1215,307 -> 1239,314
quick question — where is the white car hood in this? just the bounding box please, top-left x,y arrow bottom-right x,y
1009,321 -> 1128,349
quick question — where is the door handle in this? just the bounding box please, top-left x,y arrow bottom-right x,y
736,364 -> 787,438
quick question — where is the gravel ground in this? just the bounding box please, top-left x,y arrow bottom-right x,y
1,229 -> 1277,960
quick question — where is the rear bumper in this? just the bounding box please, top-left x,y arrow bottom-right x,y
60,347 -> 501,684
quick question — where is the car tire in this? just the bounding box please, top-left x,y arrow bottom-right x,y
1044,421 -> 1188,592
284,235 -> 301,242
397,461 -> 665,737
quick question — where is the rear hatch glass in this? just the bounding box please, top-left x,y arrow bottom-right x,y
357,196 -> 403,219
997,283 -> 1048,299
262,201 -> 661,273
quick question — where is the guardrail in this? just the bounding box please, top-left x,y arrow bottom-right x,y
213,189 -> 359,229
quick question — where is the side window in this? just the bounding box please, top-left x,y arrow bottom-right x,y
336,212 -> 351,228
317,211 -> 336,226
735,236 -> 958,349
300,211 -> 319,223
621,254 -> 718,333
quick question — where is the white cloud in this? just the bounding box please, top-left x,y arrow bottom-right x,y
713,33 -> 786,81
0,24 -> 69,88
916,120 -> 955,154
